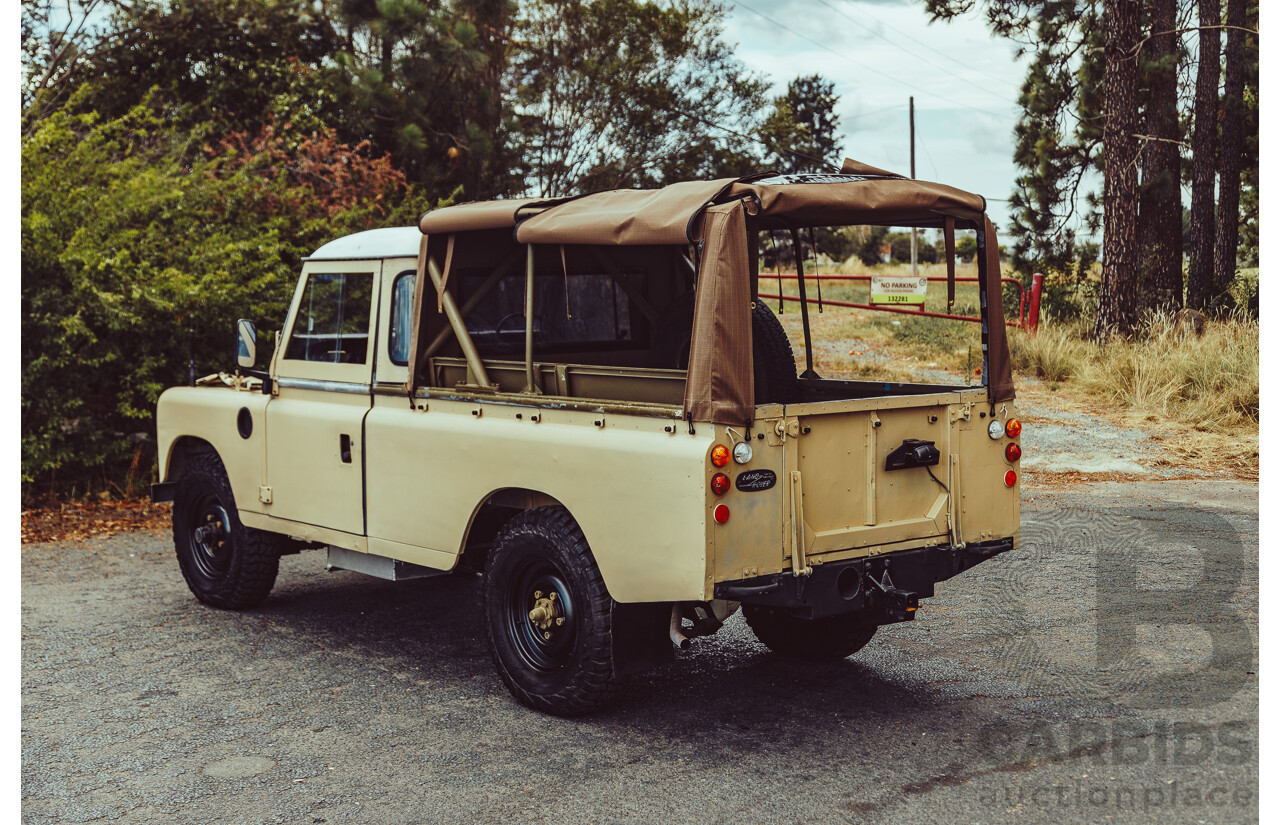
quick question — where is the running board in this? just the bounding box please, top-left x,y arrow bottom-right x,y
325,545 -> 448,581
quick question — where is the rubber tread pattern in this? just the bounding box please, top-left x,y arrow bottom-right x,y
172,451 -> 283,610
482,506 -> 616,716
751,303 -> 799,404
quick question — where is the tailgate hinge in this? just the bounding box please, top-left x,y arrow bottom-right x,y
258,485 -> 273,504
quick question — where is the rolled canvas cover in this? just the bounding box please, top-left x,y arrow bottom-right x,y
684,200 -> 754,425
728,174 -> 986,229
840,157 -> 905,177
418,197 -> 547,235
514,179 -> 738,246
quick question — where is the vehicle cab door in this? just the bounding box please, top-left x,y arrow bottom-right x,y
265,260 -> 380,537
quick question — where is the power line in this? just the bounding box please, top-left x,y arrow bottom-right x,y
822,0 -> 1015,87
681,110 -> 839,171
733,0 -> 1014,120
843,102 -> 910,122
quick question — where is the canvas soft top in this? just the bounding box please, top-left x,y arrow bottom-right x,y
409,159 -> 1015,423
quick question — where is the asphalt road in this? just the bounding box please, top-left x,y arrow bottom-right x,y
22,479 -> 1258,825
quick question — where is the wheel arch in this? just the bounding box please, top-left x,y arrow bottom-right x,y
457,486 -> 565,573
163,436 -> 217,483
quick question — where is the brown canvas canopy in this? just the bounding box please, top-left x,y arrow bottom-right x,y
409,160 -> 1015,423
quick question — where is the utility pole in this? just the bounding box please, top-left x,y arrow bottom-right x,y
909,96 -> 918,277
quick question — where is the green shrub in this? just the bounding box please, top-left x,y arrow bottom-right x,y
21,96 -> 438,500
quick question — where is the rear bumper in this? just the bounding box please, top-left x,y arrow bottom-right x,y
713,538 -> 1013,621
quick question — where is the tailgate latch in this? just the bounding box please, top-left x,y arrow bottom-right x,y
884,439 -> 941,471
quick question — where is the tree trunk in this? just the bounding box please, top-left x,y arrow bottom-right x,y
1187,0 -> 1221,309
1137,0 -> 1183,310
1095,0 -> 1142,338
1214,0 -> 1247,297
465,0 -> 514,199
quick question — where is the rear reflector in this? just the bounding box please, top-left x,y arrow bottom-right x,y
1005,443 -> 1022,462
711,473 -> 730,496
1004,470 -> 1017,487
713,504 -> 730,524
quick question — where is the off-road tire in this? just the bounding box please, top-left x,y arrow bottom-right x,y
654,296 -> 797,404
751,302 -> 798,404
743,604 -> 877,661
172,451 -> 283,609
482,506 -> 615,716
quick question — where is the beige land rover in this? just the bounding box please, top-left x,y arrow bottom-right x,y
153,160 -> 1020,715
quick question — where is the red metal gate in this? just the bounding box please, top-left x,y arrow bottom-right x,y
758,272 -> 1045,332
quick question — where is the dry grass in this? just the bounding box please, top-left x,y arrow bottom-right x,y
1008,311 -> 1259,432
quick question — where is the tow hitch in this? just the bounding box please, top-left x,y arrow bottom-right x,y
864,566 -> 919,622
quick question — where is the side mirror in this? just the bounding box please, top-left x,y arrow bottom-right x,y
236,319 -> 257,369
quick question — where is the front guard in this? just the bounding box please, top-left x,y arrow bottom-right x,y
713,538 -> 1013,622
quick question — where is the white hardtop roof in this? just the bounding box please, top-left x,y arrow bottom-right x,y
307,226 -> 421,261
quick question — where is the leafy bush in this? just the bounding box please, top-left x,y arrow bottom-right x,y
21,96 -> 435,500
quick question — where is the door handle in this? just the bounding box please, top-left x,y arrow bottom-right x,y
339,434 -> 352,463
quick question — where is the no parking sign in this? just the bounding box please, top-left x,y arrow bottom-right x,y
870,273 -> 928,307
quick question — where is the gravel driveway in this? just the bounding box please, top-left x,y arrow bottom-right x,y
22,479 -> 1257,824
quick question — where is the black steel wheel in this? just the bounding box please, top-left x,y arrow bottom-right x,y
743,604 -> 878,661
482,506 -> 615,716
172,452 -> 283,609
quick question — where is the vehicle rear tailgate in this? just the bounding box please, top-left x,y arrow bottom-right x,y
780,388 -> 986,561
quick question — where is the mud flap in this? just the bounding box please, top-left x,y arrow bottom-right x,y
611,601 -> 676,678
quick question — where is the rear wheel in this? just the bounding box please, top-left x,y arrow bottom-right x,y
482,506 -> 615,716
172,452 -> 283,609
743,604 -> 877,661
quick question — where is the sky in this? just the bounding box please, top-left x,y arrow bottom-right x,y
721,0 -> 1037,233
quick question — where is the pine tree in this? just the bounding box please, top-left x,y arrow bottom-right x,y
1137,0 -> 1183,309
1214,0 -> 1249,296
1187,0 -> 1221,309
1094,0 -> 1142,336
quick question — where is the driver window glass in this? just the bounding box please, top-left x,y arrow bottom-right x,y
283,272 -> 374,363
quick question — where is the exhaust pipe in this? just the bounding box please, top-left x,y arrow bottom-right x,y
669,604 -> 690,649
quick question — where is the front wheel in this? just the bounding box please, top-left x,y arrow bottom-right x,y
743,604 -> 878,661
482,506 -> 615,716
172,452 -> 283,609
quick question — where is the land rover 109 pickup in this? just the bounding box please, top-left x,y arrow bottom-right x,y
154,162 -> 1021,715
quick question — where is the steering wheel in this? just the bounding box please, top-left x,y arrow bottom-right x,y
495,312 -> 545,340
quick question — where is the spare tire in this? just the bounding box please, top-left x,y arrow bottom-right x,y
653,296 -> 798,405
751,302 -> 798,405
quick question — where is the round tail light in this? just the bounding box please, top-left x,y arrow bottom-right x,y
710,445 -> 730,467
713,504 -> 730,524
1005,443 -> 1022,462
1004,470 -> 1017,487
1005,418 -> 1022,438
710,473 -> 730,496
